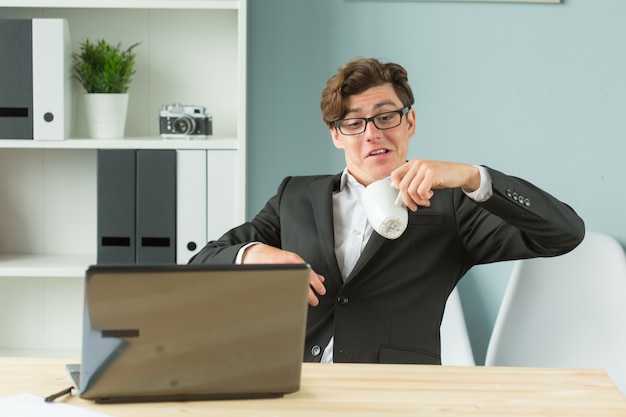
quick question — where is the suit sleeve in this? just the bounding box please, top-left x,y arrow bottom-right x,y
456,166 -> 585,264
188,176 -> 291,264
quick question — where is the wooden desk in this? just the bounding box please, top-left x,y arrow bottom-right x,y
1,357 -> 625,416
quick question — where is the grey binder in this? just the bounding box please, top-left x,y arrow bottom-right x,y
0,19 -> 33,139
136,150 -> 176,264
97,149 -> 136,264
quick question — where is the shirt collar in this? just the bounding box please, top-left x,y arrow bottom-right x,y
338,168 -> 365,193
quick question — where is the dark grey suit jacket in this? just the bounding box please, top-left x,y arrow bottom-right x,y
190,167 -> 585,364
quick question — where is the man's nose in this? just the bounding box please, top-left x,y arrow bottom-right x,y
363,119 -> 381,140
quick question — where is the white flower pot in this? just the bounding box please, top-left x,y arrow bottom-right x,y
84,93 -> 129,139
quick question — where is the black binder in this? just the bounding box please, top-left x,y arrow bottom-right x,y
97,149 -> 136,264
135,150 -> 176,264
0,19 -> 33,139
97,149 -> 177,265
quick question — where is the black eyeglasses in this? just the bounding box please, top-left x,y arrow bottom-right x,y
334,106 -> 410,136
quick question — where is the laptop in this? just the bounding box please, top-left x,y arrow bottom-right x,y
66,263 -> 310,403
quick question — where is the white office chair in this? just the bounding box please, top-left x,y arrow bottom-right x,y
485,231 -> 626,395
440,287 -> 475,366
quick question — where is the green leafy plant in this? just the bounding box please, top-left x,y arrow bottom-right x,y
72,39 -> 140,93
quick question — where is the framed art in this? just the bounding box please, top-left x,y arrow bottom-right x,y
350,1 -> 560,3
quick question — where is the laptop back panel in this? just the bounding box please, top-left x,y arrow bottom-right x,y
78,264 -> 310,403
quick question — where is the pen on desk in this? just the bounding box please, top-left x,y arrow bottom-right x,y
44,386 -> 75,403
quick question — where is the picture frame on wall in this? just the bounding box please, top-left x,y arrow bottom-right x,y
426,0 -> 560,3
350,0 -> 560,3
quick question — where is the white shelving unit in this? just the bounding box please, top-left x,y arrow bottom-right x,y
0,0 -> 247,356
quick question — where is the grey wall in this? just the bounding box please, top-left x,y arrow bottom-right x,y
247,0 -> 626,364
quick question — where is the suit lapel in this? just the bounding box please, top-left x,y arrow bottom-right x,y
346,230 -> 386,281
310,174 -> 343,281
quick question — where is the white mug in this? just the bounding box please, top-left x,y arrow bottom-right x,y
361,177 -> 408,240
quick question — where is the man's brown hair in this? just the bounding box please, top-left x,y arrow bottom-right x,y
320,57 -> 415,128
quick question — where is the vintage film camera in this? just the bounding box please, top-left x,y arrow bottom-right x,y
159,103 -> 212,139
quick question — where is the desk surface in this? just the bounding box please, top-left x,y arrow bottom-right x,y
1,357 -> 625,416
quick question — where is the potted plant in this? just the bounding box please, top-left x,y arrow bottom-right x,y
72,39 -> 140,139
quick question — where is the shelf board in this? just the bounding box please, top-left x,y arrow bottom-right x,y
0,137 -> 238,150
0,254 -> 94,278
0,0 -> 240,10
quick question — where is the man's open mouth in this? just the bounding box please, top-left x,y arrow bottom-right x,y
369,149 -> 389,156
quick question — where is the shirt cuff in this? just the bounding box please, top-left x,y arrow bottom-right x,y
463,165 -> 493,203
235,242 -> 261,264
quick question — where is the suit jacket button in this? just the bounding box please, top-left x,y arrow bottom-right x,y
337,295 -> 349,305
311,345 -> 321,356
524,198 -> 531,207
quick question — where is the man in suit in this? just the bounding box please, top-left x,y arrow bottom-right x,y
190,57 -> 585,364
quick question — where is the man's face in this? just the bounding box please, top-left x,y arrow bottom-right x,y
330,83 -> 415,186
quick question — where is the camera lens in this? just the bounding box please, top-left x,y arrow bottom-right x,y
173,115 -> 196,134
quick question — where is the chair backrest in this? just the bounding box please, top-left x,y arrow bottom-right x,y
441,287 -> 475,366
485,231 -> 626,395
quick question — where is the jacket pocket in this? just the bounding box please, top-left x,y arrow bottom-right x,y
378,345 -> 441,365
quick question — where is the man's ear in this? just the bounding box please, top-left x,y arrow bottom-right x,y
330,126 -> 344,150
406,108 -> 416,137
